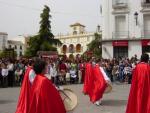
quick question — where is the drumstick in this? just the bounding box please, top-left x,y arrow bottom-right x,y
60,90 -> 72,101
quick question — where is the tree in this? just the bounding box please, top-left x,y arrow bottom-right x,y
87,33 -> 102,58
0,49 -> 17,58
25,5 -> 61,57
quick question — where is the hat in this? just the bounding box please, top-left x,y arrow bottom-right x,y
59,88 -> 78,111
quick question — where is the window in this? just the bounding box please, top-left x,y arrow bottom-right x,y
73,27 -> 76,30
113,47 -> 128,58
20,52 -> 22,56
146,0 -> 150,3
114,16 -> 127,38
62,45 -> 67,53
20,46 -> 22,50
142,46 -> 150,53
73,31 -> 77,35
15,45 -> 17,49
113,0 -> 126,5
76,44 -> 81,52
69,44 -> 74,53
144,15 -> 150,38
9,45 -> 11,48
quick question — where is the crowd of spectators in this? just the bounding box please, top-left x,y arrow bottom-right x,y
0,55 -> 139,88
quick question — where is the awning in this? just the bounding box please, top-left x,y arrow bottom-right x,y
112,40 -> 128,46
141,40 -> 150,46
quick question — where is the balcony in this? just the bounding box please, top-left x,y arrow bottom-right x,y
142,30 -> 150,38
141,0 -> 150,7
112,31 -> 129,39
112,0 -> 128,9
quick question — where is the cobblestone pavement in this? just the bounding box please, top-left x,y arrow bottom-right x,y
0,83 -> 130,113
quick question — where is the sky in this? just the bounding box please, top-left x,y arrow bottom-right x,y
0,0 -> 102,42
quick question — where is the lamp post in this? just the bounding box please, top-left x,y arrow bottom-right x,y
134,12 -> 138,26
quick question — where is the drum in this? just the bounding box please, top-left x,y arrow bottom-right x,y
59,88 -> 78,111
104,83 -> 112,94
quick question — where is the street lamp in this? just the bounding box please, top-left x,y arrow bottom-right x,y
134,12 -> 138,26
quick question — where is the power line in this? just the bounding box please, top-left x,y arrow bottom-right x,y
0,0 -> 102,18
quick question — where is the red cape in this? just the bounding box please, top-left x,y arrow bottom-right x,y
29,74 -> 66,113
90,64 -> 107,103
15,67 -> 32,113
83,63 -> 93,95
126,62 -> 150,113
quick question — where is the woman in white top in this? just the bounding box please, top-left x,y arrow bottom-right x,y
50,63 -> 57,84
1,63 -> 8,87
7,60 -> 14,87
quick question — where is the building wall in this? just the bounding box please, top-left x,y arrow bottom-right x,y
56,33 -> 96,57
102,41 -> 142,59
102,42 -> 113,59
102,0 -> 150,59
0,33 -> 8,50
8,43 -> 25,57
102,0 -> 150,40
128,41 -> 142,59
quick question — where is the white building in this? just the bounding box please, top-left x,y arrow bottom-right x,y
0,32 -> 8,51
55,23 -> 99,58
7,40 -> 25,57
102,0 -> 150,59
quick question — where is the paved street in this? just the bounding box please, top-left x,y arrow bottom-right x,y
0,84 -> 130,113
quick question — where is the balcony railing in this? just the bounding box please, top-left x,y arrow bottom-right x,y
141,0 -> 150,7
142,30 -> 150,38
112,31 -> 129,39
112,0 -> 128,9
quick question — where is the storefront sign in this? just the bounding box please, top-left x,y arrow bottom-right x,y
141,40 -> 150,46
112,41 -> 128,46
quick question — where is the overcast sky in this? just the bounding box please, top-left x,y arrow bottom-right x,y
0,0 -> 102,41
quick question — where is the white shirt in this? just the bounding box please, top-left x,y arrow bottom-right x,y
15,69 -> 23,76
100,67 -> 110,81
50,66 -> 57,77
7,64 -> 14,71
29,69 -> 36,84
1,68 -> 8,77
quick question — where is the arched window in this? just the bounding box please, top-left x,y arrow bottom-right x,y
73,31 -> 77,35
76,44 -> 81,52
62,45 -> 67,54
69,44 -> 74,53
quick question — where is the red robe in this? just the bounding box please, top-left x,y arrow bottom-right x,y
126,62 -> 150,113
90,64 -> 107,103
83,63 -> 93,95
15,67 -> 32,113
28,74 -> 66,113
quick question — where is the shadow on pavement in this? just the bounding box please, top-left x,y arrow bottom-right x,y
0,100 -> 15,104
102,99 -> 127,106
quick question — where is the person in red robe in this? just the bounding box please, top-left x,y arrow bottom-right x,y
90,64 -> 107,105
83,60 -> 107,106
29,59 -> 66,113
126,53 -> 150,113
83,62 -> 93,95
15,59 -> 35,113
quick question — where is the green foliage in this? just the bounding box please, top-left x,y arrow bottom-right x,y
0,50 -> 17,58
40,41 -> 57,51
87,33 -> 102,58
25,5 -> 61,57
